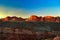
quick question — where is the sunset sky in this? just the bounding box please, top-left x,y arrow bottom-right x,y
0,0 -> 60,18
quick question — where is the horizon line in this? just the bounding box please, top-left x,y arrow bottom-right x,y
0,15 -> 60,19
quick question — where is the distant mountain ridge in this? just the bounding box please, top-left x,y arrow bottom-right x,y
0,15 -> 60,22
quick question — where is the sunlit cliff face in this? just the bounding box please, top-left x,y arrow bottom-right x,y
45,16 -> 52,20
3,17 -> 8,21
27,15 -> 54,22
28,15 -> 38,21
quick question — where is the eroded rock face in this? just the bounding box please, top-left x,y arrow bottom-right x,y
53,37 -> 60,40
28,15 -> 38,22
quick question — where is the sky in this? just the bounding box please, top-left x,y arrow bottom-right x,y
0,0 -> 60,18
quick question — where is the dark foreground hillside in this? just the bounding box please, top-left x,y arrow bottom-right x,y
0,21 -> 60,31
0,21 -> 60,40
